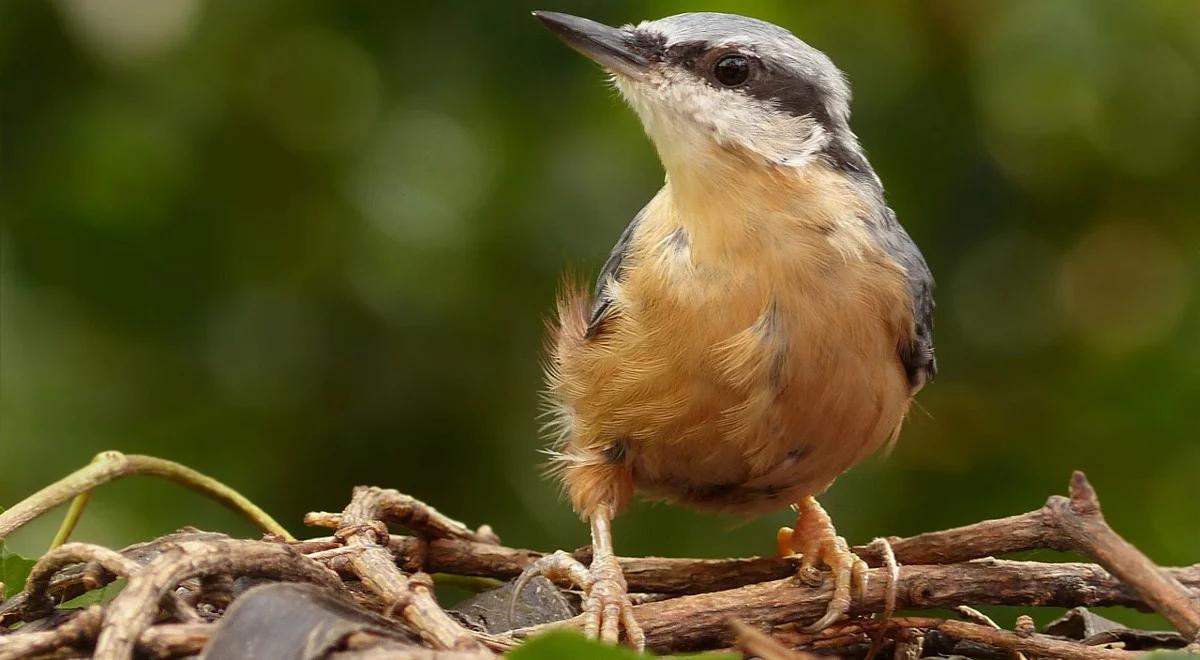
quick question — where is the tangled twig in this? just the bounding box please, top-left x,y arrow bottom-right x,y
0,470 -> 1196,659
328,486 -> 491,655
93,539 -> 342,659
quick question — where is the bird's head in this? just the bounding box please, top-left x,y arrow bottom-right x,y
534,11 -> 854,181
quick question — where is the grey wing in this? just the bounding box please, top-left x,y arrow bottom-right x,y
874,207 -> 936,390
585,202 -> 649,338
826,140 -> 935,389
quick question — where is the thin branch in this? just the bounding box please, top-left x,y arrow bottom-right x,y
1047,472 -> 1200,640
21,542 -> 201,627
22,543 -> 138,617
0,451 -> 293,541
0,606 -> 103,660
306,488 -> 499,544
777,618 -> 1136,660
936,619 -> 1134,660
93,539 -> 342,659
0,613 -> 212,660
0,530 -> 230,627
730,618 -> 815,659
4,471 -> 1197,658
332,486 -> 490,654
510,559 -> 1200,652
297,531 -> 1200,602
48,489 -> 92,551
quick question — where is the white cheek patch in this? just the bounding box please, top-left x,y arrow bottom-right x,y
615,70 -> 829,169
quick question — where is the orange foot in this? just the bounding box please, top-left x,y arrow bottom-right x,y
776,496 -> 869,632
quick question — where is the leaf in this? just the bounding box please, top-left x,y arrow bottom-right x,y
0,509 -> 37,598
58,578 -> 126,609
507,631 -> 738,660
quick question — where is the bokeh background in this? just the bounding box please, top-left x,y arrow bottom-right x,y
2,0 -> 1198,627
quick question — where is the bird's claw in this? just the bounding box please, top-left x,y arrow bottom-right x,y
778,499 -> 870,632
582,571 -> 643,648
795,533 -> 869,632
510,550 -> 644,650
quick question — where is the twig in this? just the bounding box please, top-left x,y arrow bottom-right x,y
21,542 -> 200,625
0,451 -> 294,541
772,617 -> 940,649
0,607 -> 103,660
297,530 -> 1200,603
0,530 -> 230,626
306,488 -> 499,544
511,559 -> 1199,652
321,534 -> 803,594
936,619 -> 1134,660
48,489 -> 92,551
136,622 -> 213,657
954,606 -> 1002,630
1047,472 -> 1200,640
22,543 -> 138,616
4,471 -> 1197,658
331,486 -> 490,654
0,613 -> 212,660
955,606 -> 1023,660
777,618 -> 1135,660
93,539 -> 342,659
730,618 -> 815,659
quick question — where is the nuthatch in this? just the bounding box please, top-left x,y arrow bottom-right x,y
520,11 -> 936,648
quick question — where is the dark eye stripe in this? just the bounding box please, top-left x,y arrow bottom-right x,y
659,41 -> 828,122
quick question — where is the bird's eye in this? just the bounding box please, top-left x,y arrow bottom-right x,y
712,54 -> 750,87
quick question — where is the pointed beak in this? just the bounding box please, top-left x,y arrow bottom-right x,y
532,11 -> 649,79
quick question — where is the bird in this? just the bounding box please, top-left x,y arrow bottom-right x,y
518,10 -> 936,649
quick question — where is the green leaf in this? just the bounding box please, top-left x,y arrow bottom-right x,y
57,578 -> 126,609
1,551 -> 37,599
0,509 -> 38,598
507,631 -> 738,660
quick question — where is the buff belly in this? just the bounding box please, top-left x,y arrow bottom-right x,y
616,288 -> 911,517
546,173 -> 916,518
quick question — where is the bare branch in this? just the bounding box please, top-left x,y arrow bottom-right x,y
93,539 -> 342,659
510,559 -> 1199,652
332,486 -> 491,654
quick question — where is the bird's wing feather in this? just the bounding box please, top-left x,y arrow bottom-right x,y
828,141 -> 936,390
873,207 -> 936,390
585,202 -> 649,338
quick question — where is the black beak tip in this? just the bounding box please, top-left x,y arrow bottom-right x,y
531,10 -> 571,32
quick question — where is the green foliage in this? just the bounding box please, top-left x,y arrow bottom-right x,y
1,532 -> 36,598
0,548 -> 36,598
57,578 -> 126,609
507,631 -> 737,660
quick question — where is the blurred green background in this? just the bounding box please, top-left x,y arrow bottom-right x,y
2,0 -> 1198,625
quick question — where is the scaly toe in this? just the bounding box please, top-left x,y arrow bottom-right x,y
800,535 -> 865,633
582,578 -> 644,649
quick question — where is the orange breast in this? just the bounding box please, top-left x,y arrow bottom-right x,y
545,165 -> 915,518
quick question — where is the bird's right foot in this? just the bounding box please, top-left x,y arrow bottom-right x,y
511,550 -> 644,649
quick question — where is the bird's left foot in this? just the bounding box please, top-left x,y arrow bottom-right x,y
776,496 -> 868,632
